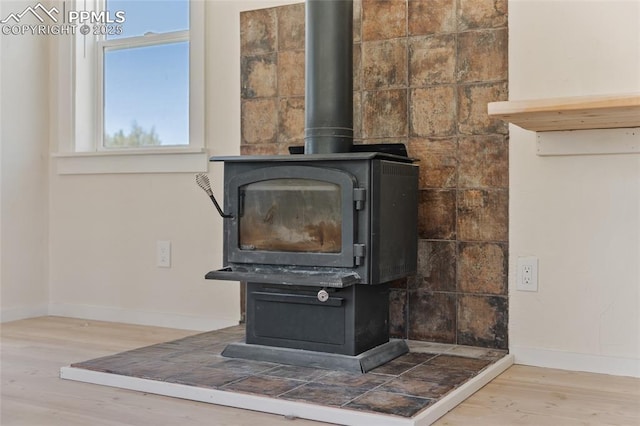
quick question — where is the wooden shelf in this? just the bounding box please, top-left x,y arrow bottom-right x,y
488,93 -> 640,132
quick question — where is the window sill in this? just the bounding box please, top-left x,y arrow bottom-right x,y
52,148 -> 209,175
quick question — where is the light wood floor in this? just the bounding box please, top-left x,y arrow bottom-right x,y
1,317 -> 638,426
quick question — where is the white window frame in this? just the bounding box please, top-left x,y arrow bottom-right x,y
52,0 -> 207,174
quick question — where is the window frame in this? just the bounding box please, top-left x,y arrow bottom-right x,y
52,0 -> 207,174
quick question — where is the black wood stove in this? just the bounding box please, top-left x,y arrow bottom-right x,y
201,0 -> 418,372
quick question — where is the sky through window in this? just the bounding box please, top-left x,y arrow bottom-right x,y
103,0 -> 189,147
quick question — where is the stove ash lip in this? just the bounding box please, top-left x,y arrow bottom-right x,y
206,264 -> 362,288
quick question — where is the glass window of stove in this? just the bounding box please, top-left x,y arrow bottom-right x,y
239,179 -> 342,253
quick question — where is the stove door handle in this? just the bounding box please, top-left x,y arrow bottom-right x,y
196,173 -> 233,219
209,193 -> 233,219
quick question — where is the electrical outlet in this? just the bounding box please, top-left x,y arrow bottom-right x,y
157,240 -> 171,268
516,256 -> 538,291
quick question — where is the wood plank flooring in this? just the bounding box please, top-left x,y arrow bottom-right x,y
2,317 -> 639,425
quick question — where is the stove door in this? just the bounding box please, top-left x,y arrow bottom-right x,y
225,166 -> 360,268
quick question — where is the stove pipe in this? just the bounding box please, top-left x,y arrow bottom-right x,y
304,0 -> 353,154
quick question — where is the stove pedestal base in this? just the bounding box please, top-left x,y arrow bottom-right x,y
246,282 -> 392,356
222,339 -> 408,373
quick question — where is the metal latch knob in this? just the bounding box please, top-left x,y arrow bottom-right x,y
317,289 -> 329,302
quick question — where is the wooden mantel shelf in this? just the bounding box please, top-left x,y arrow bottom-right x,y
488,93 -> 640,132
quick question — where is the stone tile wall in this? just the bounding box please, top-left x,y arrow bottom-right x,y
240,0 -> 509,349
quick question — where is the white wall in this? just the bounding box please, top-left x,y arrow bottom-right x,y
509,0 -> 640,377
45,0 -> 299,330
0,1 -> 51,321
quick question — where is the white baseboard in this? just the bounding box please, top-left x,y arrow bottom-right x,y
511,345 -> 640,378
47,302 -> 239,332
1,304 -> 49,323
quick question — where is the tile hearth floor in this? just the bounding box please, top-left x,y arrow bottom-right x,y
65,325 -> 509,423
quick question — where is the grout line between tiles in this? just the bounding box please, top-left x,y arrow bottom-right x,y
338,375 -> 397,407
275,381 -> 309,399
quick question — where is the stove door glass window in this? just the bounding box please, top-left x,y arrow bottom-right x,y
239,179 -> 341,253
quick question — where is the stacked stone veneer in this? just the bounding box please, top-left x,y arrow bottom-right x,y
240,0 -> 509,349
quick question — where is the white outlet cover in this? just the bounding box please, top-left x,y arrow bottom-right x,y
516,256 -> 538,292
157,240 -> 171,268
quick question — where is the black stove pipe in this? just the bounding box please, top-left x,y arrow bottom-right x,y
304,0 -> 353,154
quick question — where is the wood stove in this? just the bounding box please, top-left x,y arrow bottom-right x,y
207,152 -> 417,350
200,0 -> 419,372
208,154 -> 418,287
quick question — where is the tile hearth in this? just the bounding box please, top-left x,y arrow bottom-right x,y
61,325 -> 512,426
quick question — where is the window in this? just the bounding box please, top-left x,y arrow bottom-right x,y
100,0 -> 189,149
54,0 -> 206,174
